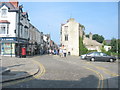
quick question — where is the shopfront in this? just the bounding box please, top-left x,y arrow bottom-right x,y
0,37 -> 17,56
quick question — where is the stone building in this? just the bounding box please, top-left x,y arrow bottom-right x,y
83,32 -> 102,52
60,18 -> 83,56
60,18 -> 102,56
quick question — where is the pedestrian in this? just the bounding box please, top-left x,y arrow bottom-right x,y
59,48 -> 63,57
63,49 -> 67,57
49,49 -> 52,54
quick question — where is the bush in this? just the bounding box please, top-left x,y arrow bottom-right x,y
87,50 -> 97,53
100,46 -> 111,55
79,37 -> 88,55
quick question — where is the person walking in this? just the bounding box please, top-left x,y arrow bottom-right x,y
63,49 -> 67,57
59,48 -> 63,57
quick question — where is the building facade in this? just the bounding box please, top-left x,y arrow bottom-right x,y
60,18 -> 83,56
60,18 -> 102,56
0,1 -> 19,56
83,33 -> 102,52
0,1 -> 58,57
0,1 -> 30,56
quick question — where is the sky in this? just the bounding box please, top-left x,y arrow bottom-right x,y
20,2 -> 118,44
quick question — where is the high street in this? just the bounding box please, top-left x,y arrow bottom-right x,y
2,55 -> 119,89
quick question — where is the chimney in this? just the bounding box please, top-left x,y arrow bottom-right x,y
89,32 -> 92,40
67,18 -> 75,22
9,0 -> 18,7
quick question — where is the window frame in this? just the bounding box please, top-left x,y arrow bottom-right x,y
1,8 -> 7,18
65,34 -> 68,41
0,23 -> 9,34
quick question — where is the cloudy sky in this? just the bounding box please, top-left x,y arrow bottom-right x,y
20,2 -> 118,44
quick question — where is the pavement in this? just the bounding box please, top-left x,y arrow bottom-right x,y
0,56 -> 40,83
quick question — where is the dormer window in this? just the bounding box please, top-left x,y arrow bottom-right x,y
1,9 -> 7,17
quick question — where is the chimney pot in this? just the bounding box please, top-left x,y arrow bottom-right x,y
9,0 -> 18,7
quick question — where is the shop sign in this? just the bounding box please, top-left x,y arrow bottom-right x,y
0,37 -> 16,41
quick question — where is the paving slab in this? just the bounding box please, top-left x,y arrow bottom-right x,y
0,56 -> 40,83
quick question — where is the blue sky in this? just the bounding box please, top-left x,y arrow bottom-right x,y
20,2 -> 118,44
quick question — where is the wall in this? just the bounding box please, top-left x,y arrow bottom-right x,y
61,19 -> 80,56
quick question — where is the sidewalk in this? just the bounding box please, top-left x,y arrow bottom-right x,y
0,56 -> 40,83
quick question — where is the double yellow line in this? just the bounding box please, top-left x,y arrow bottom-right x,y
83,62 -> 119,89
86,62 -> 119,77
83,66 -> 104,89
2,60 -> 46,87
32,60 -> 46,79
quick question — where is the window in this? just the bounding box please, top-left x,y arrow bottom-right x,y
64,26 -> 68,30
7,24 -> 9,34
100,53 -> 107,56
0,25 -> 6,34
21,25 -> 23,37
64,26 -> 68,33
65,34 -> 68,41
1,9 -> 7,17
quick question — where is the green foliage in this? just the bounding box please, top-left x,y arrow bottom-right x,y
79,37 -> 88,55
100,46 -> 111,55
80,24 -> 85,30
85,34 -> 89,38
110,38 -> 117,53
92,34 -> 104,43
118,39 -> 120,59
103,40 -> 107,45
87,50 -> 97,53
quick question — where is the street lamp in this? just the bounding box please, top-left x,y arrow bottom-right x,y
18,5 -> 23,57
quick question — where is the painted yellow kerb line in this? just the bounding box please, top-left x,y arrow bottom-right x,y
32,60 -> 46,79
83,66 -> 104,90
86,62 -> 119,77
2,60 -> 46,87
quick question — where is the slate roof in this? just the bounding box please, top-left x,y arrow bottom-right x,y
0,2 -> 19,11
105,40 -> 111,44
83,37 -> 103,46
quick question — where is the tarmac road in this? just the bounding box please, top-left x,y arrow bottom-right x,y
3,55 -> 119,89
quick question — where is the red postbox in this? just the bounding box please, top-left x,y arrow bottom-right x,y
21,47 -> 26,57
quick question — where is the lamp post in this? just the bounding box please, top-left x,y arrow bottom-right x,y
18,5 -> 23,57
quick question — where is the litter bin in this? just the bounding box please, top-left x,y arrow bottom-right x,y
68,52 -> 70,55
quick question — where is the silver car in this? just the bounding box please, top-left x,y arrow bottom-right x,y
80,54 -> 87,60
85,52 -> 116,62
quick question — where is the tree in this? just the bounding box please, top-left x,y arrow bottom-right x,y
79,37 -> 88,55
85,34 -> 89,38
92,34 -> 104,43
110,38 -> 117,53
80,24 -> 85,30
103,40 -> 107,45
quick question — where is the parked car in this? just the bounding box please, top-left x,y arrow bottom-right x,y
80,54 -> 87,60
85,52 -> 116,62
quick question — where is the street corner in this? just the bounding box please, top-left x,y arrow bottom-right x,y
1,57 -> 41,83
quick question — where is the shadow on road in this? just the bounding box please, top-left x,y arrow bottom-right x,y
3,75 -> 98,88
2,73 -> 119,90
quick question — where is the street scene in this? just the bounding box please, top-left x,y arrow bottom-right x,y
0,0 -> 120,89
1,55 -> 119,88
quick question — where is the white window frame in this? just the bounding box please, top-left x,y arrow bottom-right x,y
1,8 -> 7,18
0,24 -> 6,34
0,24 -> 9,34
